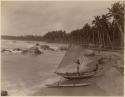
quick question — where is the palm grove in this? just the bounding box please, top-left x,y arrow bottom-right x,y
2,2 -> 124,49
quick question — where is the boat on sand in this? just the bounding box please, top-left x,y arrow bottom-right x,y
55,45 -> 102,79
46,45 -> 103,87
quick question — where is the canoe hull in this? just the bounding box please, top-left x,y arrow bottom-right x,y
46,83 -> 89,88
55,71 -> 96,79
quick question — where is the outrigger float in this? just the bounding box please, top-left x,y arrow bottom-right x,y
46,83 -> 89,88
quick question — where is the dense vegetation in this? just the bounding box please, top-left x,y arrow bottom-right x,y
2,2 -> 124,48
1,35 -> 44,41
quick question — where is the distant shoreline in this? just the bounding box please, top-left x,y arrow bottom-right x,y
1,38 -> 68,48
1,38 -> 44,42
1,35 -> 69,44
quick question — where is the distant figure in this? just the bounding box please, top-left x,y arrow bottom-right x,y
76,59 -> 80,74
76,59 -> 80,64
93,64 -> 99,74
73,59 -> 80,74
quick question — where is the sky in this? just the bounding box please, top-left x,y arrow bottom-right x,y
1,1 -> 115,36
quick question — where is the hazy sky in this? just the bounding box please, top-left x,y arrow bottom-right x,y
1,1 -> 115,36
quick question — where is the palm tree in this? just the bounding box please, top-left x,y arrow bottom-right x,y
92,16 -> 104,47
82,23 -> 92,44
107,2 -> 124,46
92,14 -> 114,49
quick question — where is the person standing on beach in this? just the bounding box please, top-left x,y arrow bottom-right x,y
73,59 -> 80,75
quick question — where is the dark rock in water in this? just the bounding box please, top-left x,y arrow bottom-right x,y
1,49 -> 11,53
21,50 -> 28,54
21,43 -> 44,55
21,46 -> 43,55
29,46 -> 43,55
36,43 -> 40,46
1,90 -> 8,96
47,47 -> 55,51
40,45 -> 50,50
34,48 -> 43,54
40,45 -> 55,51
1,49 -> 5,53
13,48 -> 22,51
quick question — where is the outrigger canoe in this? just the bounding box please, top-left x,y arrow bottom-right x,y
46,83 -> 89,88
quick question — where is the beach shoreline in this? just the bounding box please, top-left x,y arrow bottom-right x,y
1,39 -> 124,96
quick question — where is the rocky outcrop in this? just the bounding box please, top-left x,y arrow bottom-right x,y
40,45 -> 55,51
1,49 -> 12,53
21,44 -> 43,55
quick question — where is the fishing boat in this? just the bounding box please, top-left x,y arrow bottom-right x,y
55,45 -> 102,79
45,45 -> 102,87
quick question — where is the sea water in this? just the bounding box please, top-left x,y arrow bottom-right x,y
1,40 -> 106,96
1,40 -> 64,95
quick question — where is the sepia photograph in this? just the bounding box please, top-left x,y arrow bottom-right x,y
1,1 -> 124,96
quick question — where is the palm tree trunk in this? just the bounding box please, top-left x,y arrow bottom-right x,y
106,29 -> 113,50
116,22 -> 124,46
102,31 -> 105,48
